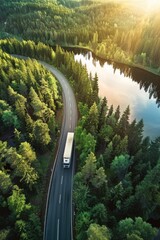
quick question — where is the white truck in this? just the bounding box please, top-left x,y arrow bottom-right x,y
63,132 -> 74,168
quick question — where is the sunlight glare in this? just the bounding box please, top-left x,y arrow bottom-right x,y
146,0 -> 160,12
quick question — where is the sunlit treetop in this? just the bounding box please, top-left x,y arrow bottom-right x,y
113,0 -> 160,14
131,0 -> 160,13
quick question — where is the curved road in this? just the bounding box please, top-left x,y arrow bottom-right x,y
12,55 -> 78,240
41,62 -> 78,240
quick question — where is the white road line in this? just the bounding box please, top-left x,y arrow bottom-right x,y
57,219 -> 60,240
61,176 -> 63,185
59,194 -> 61,204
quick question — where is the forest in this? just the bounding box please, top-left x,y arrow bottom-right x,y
0,0 -> 160,239
0,38 -> 98,239
1,38 -> 159,240
74,97 -> 160,240
0,40 -> 61,239
1,0 -> 160,72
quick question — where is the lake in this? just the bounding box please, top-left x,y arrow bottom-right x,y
74,51 -> 160,139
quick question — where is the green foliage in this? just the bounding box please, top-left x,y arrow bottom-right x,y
127,234 -> 143,240
26,212 -> 42,239
76,211 -> 91,240
0,228 -> 11,240
2,109 -> 20,128
73,172 -> 89,212
81,152 -> 97,184
83,102 -> 99,136
0,45 -> 62,238
87,223 -> 111,240
33,119 -> 51,147
117,106 -> 130,138
1,0 -> 160,70
128,119 -> 144,156
7,185 -> 31,219
15,212 -> 42,240
91,167 -> 107,189
75,126 -> 96,164
74,89 -> 159,240
117,217 -> 157,240
0,170 -> 12,194
15,220 -> 28,240
0,141 -> 7,163
18,142 -> 36,163
5,145 -> 38,188
91,203 -> 107,225
135,162 -> 160,219
0,3 -> 160,239
110,155 -> 132,182
55,46 -> 93,104
29,87 -> 46,118
0,38 -> 94,106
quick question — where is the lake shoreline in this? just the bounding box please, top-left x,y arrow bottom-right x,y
58,44 -> 160,78
74,50 -> 160,140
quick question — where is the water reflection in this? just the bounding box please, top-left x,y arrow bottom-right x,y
112,62 -> 160,107
74,51 -> 160,139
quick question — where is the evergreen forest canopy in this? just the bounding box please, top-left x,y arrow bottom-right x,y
74,98 -> 160,240
0,38 -> 98,239
0,0 -> 160,239
0,43 -> 61,239
1,0 -> 160,73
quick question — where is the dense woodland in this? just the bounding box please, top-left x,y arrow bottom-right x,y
0,0 -> 160,240
74,98 -> 160,240
0,41 -> 61,239
0,38 -> 98,239
1,0 -> 160,72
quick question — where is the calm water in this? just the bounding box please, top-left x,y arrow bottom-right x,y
74,52 -> 160,139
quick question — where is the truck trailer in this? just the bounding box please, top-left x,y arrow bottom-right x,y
63,132 -> 74,168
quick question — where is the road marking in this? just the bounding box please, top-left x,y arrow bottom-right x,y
57,219 -> 60,240
70,124 -> 72,129
70,103 -> 71,108
59,194 -> 61,204
61,175 -> 63,185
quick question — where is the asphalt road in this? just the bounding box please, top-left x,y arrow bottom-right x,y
41,62 -> 78,240
11,55 -> 78,240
